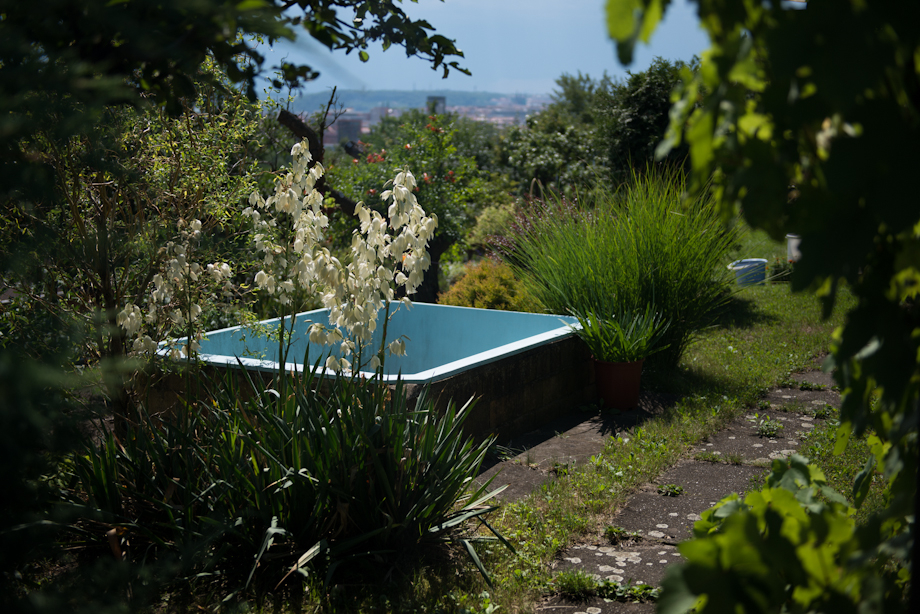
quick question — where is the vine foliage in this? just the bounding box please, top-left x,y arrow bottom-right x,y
606,1 -> 918,611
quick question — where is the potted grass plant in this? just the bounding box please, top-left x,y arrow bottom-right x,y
568,306 -> 670,409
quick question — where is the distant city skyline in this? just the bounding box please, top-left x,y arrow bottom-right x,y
258,0 -> 709,96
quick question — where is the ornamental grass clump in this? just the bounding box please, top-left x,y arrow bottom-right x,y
501,167 -> 737,368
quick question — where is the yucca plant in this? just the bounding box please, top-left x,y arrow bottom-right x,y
69,358 -> 511,596
569,306 -> 670,363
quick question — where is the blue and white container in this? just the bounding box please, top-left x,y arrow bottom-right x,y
728,258 -> 768,286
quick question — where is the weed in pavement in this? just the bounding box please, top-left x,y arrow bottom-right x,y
657,483 -> 684,496
808,404 -> 836,419
775,400 -> 806,414
749,412 -> 785,437
553,569 -> 597,600
604,525 -> 641,544
597,579 -> 661,603
694,451 -> 723,463
778,375 -> 828,391
725,452 -> 744,465
694,451 -> 743,465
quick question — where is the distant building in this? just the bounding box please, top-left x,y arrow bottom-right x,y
368,106 -> 402,126
336,117 -> 363,144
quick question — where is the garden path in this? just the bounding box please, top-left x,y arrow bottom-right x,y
476,368 -> 841,614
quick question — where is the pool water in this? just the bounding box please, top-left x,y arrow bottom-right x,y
190,302 -> 578,383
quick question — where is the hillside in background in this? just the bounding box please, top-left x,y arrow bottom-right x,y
291,89 -> 537,114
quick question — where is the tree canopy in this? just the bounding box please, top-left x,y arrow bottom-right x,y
0,0 -> 466,198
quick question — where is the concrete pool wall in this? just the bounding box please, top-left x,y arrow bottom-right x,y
150,303 -> 596,441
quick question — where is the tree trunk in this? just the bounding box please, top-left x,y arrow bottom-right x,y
276,109 -> 450,304
411,235 -> 451,304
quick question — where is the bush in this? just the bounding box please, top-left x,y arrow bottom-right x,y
467,202 -> 517,250
500,168 -> 737,368
438,259 -> 543,313
70,365 -> 505,594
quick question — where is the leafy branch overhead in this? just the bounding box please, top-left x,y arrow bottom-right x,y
0,0 -> 466,199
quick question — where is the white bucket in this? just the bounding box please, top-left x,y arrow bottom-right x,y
786,234 -> 801,262
728,258 -> 768,286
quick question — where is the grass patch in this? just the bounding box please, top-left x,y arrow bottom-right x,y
654,283 -> 856,405
551,570 -> 660,604
798,420 -> 888,525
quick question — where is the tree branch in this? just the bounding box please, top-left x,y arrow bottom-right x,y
277,108 -> 357,215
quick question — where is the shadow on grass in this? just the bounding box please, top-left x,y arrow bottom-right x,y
645,362 -> 749,404
708,292 -> 781,330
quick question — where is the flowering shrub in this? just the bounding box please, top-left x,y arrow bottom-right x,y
117,218 -> 234,360
244,139 -> 437,373
116,139 -> 438,375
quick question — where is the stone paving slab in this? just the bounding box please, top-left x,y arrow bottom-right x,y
609,461 -> 766,542
538,595 -> 656,614
552,541 -> 682,586
691,408 -> 818,464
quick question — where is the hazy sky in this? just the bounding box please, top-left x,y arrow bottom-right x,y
259,0 -> 710,95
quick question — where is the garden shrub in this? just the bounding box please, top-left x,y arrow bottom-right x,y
467,201 -> 518,250
70,366 -> 504,592
500,167 -> 737,368
438,258 -> 542,313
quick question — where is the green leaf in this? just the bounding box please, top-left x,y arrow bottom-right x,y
606,0 -> 641,41
236,0 -> 269,10
638,0 -> 665,44
833,420 -> 852,456
462,538 -> 492,587
658,565 -> 703,614
851,455 -> 875,508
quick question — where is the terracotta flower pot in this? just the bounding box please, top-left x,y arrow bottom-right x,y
594,358 -> 644,410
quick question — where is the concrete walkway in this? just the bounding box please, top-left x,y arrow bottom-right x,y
477,369 -> 840,614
